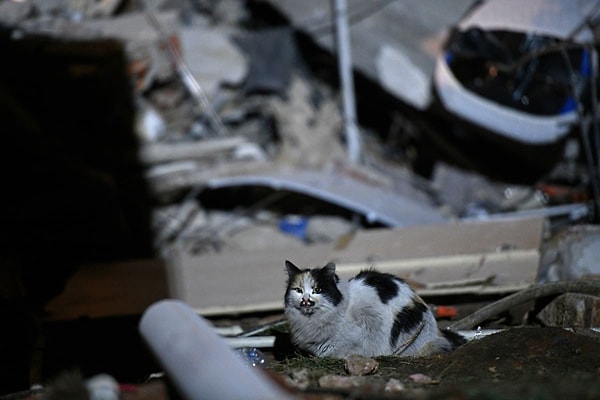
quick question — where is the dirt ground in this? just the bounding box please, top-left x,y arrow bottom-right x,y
18,316 -> 600,400
268,327 -> 600,400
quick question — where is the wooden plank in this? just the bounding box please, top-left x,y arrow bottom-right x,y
43,259 -> 169,321
139,137 -> 247,164
168,217 -> 544,316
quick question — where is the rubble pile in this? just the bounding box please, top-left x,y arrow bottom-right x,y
2,0 -> 594,257
2,1 -> 600,399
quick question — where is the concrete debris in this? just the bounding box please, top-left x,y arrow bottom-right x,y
4,0 -> 581,234
179,23 -> 247,99
224,224 -> 307,252
537,293 -> 600,328
2,0 -> 592,296
272,75 -> 346,169
305,215 -> 355,244
539,225 -> 600,283
284,368 -> 310,390
4,1 -> 600,398
432,162 -> 544,219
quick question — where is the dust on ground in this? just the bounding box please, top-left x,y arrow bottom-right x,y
267,327 -> 600,399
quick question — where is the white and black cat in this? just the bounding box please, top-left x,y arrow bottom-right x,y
284,260 -> 465,358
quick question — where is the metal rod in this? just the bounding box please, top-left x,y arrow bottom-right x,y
333,0 -> 362,163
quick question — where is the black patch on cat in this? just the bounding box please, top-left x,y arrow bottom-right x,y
285,260 -> 302,277
355,270 -> 402,304
440,329 -> 467,349
390,300 -> 428,347
311,266 -> 343,306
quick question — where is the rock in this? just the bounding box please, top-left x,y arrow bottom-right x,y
318,375 -> 369,389
344,354 -> 379,376
537,293 -> 600,328
384,378 -> 406,393
284,368 -> 309,390
409,373 -> 438,384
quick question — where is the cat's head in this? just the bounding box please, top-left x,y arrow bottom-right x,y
284,260 -> 343,317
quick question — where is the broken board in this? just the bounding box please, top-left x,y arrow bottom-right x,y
167,216 -> 545,316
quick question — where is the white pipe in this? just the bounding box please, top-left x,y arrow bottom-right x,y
333,0 -> 362,163
224,336 -> 276,349
139,300 -> 295,400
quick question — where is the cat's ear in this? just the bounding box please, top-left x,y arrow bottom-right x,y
285,260 -> 301,276
322,262 -> 337,277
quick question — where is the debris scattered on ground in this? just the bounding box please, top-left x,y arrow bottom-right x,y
2,0 -> 600,399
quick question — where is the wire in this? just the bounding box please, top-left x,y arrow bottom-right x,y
560,47 -> 600,222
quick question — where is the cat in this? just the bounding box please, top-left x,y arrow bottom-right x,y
283,260 -> 465,358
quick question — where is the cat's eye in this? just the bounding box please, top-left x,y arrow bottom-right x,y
294,288 -> 303,293
313,287 -> 322,294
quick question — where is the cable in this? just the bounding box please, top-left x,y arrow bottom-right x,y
560,47 -> 600,222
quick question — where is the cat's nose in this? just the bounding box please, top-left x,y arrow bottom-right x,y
300,299 -> 315,307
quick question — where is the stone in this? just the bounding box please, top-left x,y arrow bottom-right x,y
344,354 -> 379,376
537,293 -> 600,328
318,375 -> 368,389
384,378 -> 406,393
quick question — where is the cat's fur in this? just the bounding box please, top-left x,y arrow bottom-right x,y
284,260 -> 465,358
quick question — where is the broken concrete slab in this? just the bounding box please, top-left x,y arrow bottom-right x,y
167,216 -> 544,315
179,23 -> 247,100
538,224 -> 600,282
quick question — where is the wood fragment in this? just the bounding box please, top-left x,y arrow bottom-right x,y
139,137 -> 247,164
